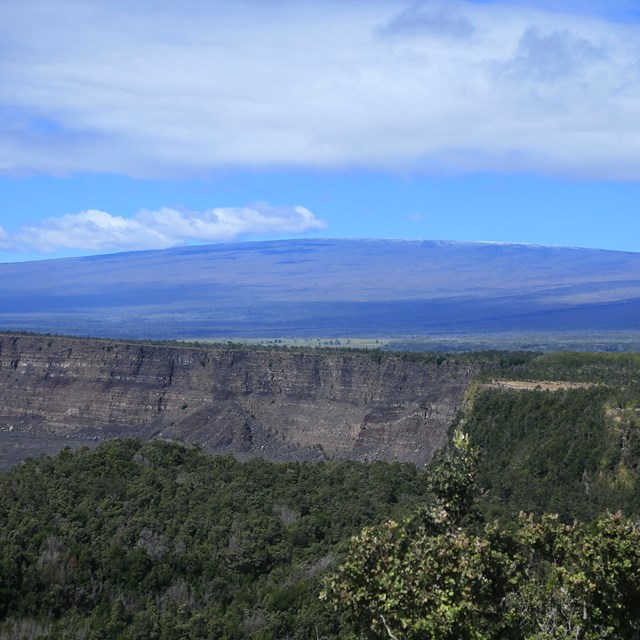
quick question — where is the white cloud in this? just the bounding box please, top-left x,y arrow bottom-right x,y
0,1 -> 639,179
5,204 -> 326,253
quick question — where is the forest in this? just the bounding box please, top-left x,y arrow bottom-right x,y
469,351 -> 640,521
2,350 -> 640,638
0,439 -> 430,639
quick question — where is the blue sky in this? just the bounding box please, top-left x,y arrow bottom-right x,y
1,0 -> 639,262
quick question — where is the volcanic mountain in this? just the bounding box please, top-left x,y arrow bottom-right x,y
0,238 -> 638,338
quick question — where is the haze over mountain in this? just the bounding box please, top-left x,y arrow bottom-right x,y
0,238 -> 638,339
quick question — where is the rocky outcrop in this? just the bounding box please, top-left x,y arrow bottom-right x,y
0,334 -> 482,468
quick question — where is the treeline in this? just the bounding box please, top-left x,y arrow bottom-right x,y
0,330 -> 541,366
0,440 -> 431,639
481,350 -> 640,384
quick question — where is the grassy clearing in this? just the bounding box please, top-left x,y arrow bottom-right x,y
178,331 -> 640,353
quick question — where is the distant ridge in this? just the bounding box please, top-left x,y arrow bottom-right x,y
0,238 -> 638,339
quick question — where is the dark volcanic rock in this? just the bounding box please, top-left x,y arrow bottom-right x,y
0,334 -> 481,468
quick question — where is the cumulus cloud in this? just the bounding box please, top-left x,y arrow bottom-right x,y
0,1 -> 639,179
4,204 -> 326,253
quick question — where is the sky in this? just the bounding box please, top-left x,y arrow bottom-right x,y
1,0 -> 639,262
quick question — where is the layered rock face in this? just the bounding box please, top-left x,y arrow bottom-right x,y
0,334 -> 481,467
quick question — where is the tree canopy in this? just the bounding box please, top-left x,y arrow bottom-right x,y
322,432 -> 640,640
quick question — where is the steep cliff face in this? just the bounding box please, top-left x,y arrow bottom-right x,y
0,334 -> 481,468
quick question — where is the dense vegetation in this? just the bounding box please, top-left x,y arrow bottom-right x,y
4,432 -> 640,639
3,350 -> 640,638
466,352 -> 640,521
0,440 -> 431,639
484,351 -> 640,384
323,433 -> 640,639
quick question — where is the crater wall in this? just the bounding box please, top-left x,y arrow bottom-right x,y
0,334 -> 481,468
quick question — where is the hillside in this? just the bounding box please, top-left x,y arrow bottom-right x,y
1,238 -> 639,339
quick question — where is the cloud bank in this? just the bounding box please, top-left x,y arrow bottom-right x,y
3,204 -> 326,253
1,0 -> 639,179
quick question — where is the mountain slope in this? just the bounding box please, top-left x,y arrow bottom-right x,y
0,238 -> 639,338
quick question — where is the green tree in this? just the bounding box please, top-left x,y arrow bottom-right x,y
508,512 -> 640,639
321,431 -> 509,639
322,431 -> 640,639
